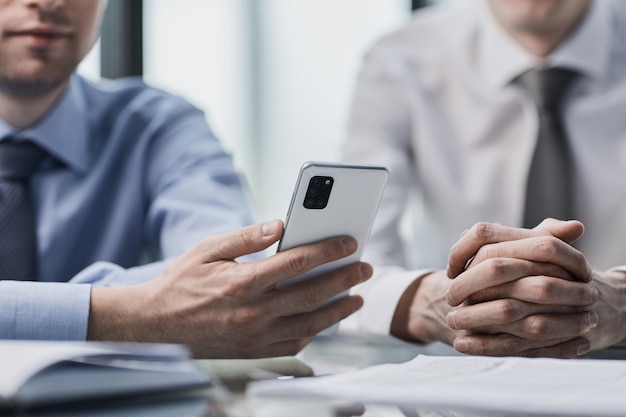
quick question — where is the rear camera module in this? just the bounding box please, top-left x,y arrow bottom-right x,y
303,176 -> 333,209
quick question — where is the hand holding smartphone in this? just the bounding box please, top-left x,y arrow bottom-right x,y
277,161 -> 388,300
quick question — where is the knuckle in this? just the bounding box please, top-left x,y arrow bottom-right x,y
529,281 -> 553,301
303,283 -> 325,307
534,236 -> 560,256
210,227 -> 255,257
236,226 -> 256,246
578,285 -> 593,304
286,251 -> 308,275
322,241 -> 341,261
471,222 -> 496,243
244,263 -> 263,284
474,338 -> 491,355
463,336 -> 522,356
219,282 -> 242,299
497,299 -> 521,322
524,316 -> 548,340
499,337 -> 522,355
486,258 -> 508,277
572,251 -> 588,272
232,306 -> 264,328
473,245 -> 497,265
310,239 -> 350,266
220,271 -> 252,297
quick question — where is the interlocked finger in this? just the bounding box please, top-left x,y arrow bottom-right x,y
466,275 -> 598,306
448,257 -> 574,306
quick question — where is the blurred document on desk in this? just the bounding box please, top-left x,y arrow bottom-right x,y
249,354 -> 626,416
0,341 -> 210,410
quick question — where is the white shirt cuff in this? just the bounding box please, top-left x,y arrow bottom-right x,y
340,266 -> 435,341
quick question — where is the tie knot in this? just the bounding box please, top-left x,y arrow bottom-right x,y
0,141 -> 46,181
513,67 -> 578,113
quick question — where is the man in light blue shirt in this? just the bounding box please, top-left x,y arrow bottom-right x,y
0,0 -> 371,358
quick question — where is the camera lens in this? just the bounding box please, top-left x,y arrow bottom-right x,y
317,199 -> 326,207
311,178 -> 321,186
304,199 -> 316,208
308,188 -> 318,197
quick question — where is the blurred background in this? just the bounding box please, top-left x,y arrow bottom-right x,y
79,0 -> 443,223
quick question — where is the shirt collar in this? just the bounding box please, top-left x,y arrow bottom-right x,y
547,0 -> 610,79
477,0 -> 611,90
0,74 -> 90,174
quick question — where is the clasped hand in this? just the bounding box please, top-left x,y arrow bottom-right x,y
442,219 -> 626,358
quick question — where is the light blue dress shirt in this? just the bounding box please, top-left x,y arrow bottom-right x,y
0,74 -> 255,340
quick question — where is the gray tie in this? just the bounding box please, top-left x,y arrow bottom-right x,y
0,140 -> 45,280
514,68 -> 578,228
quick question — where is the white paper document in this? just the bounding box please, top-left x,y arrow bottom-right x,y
0,341 -> 210,410
248,354 -> 626,416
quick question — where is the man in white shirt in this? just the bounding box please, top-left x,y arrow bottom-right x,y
343,0 -> 626,357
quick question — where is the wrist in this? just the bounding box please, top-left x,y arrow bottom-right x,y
391,271 -> 456,344
588,270 -> 626,349
87,283 -> 155,342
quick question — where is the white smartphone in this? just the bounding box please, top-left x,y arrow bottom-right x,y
277,161 -> 388,296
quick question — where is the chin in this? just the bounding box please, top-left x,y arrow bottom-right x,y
490,0 -> 589,34
0,74 -> 68,98
0,59 -> 75,98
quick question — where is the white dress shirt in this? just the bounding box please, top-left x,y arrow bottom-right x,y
341,0 -> 626,340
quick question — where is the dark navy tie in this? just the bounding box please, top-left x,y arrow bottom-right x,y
514,68 -> 578,228
0,140 -> 45,280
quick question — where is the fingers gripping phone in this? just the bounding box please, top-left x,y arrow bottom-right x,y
277,161 -> 388,315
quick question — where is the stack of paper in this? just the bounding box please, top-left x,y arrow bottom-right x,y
0,341 -> 210,410
248,354 -> 626,416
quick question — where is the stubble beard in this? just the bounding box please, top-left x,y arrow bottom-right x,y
0,48 -> 77,99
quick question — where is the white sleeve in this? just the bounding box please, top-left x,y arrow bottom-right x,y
340,40 -> 428,340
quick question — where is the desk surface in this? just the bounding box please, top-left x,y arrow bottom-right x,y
10,337 -> 626,417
